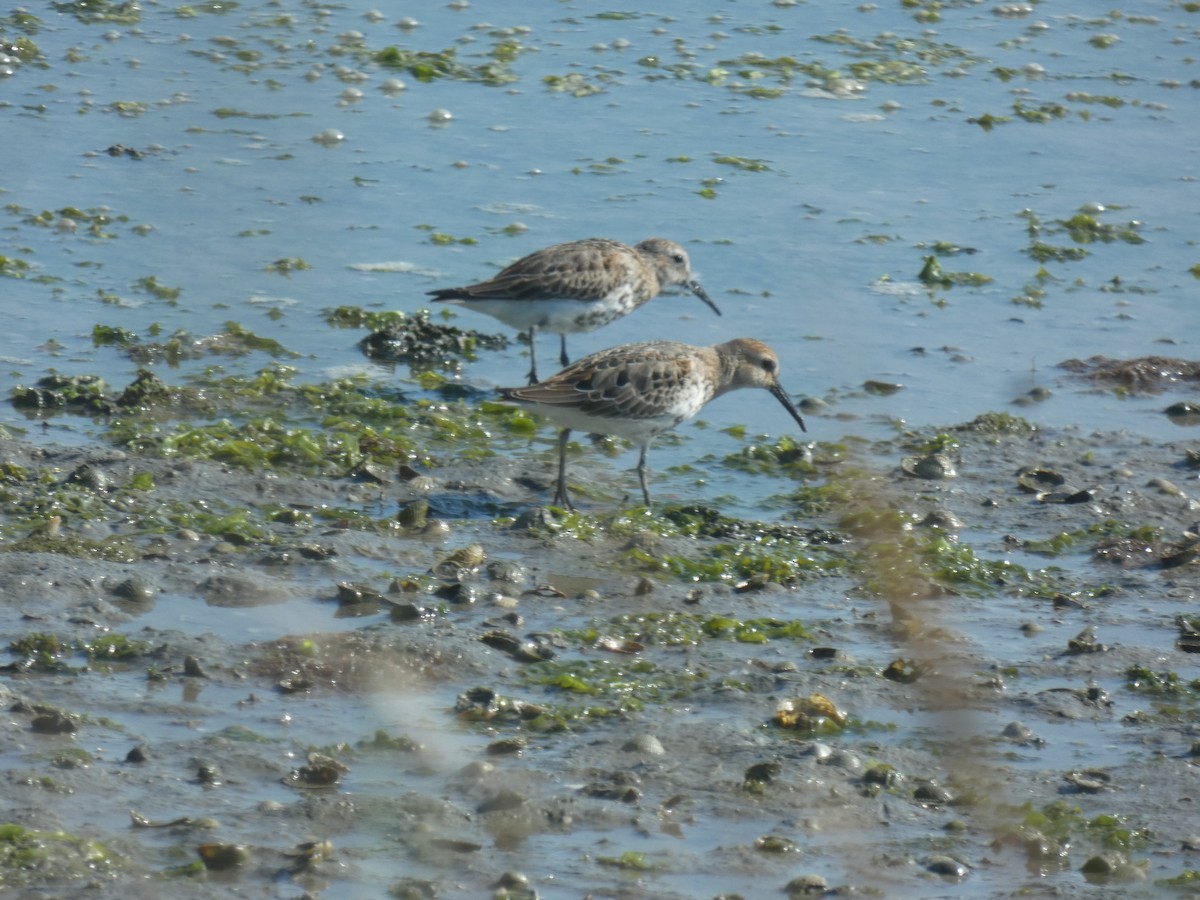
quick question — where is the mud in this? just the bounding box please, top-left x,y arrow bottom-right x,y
1,419 -> 1199,898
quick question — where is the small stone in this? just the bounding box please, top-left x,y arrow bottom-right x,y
913,782 -> 955,804
783,873 -> 827,895
476,789 -> 525,814
494,871 -> 530,890
821,749 -> 861,771
312,128 -> 344,146
622,734 -> 665,755
1001,721 -> 1034,742
925,855 -> 969,878
110,576 -> 155,603
31,711 -> 77,735
744,761 -> 782,783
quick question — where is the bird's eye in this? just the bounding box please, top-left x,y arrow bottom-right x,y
672,254 -> 685,264
761,358 -> 776,373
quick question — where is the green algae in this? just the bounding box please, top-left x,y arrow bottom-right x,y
0,823 -> 125,888
953,411 -> 1037,435
522,658 -> 706,719
0,9 -> 41,31
0,255 -> 33,278
1020,521 -> 1161,558
920,537 -> 1052,595
265,257 -> 311,276
8,633 -> 70,671
5,530 -> 139,563
84,634 -> 152,661
1012,100 -> 1069,124
544,72 -> 609,96
9,632 -> 149,671
89,365 -> 504,474
719,434 -> 815,477
1124,666 -> 1200,698
1027,242 -> 1089,263
1086,814 -> 1152,852
11,373 -> 111,413
50,0 -> 140,25
1059,213 -> 1145,245
350,307 -> 510,373
174,2 -> 239,17
356,729 -> 424,754
132,275 -> 181,301
713,155 -> 770,172
528,504 -> 848,585
917,255 -> 993,288
374,45 -> 518,87
16,204 -> 128,239
1001,799 -> 1085,843
786,479 -> 859,517
625,539 -> 840,585
597,851 -> 657,871
967,112 -> 1011,132
572,610 -> 809,648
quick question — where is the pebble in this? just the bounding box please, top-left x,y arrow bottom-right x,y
820,749 -> 861,771
783,873 -> 827,895
1001,721 -> 1034,742
622,734 -> 665,755
925,855 -> 969,878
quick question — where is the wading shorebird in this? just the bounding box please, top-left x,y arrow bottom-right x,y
499,338 -> 807,509
429,237 -> 721,384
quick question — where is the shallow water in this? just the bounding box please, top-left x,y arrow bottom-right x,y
7,2 -> 1197,457
3,2 -> 1200,897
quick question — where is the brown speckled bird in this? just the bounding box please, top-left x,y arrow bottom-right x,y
499,338 -> 806,509
429,237 -> 721,383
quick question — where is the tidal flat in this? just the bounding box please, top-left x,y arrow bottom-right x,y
4,0 -> 1200,895
1,365 -> 1198,896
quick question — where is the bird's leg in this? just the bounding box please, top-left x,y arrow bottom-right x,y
636,445 -> 651,507
559,333 -> 570,368
525,326 -> 539,385
552,428 -> 575,511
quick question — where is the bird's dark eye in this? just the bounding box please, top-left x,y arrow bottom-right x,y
761,358 -> 776,373
672,254 -> 685,264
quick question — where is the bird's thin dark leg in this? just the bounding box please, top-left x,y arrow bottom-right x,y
559,333 -> 570,368
552,428 -> 575,511
636,445 -> 651,507
525,326 -> 539,385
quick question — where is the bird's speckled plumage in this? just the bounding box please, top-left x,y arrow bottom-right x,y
499,338 -> 807,509
429,237 -> 720,383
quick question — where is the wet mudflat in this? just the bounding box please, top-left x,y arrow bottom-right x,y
3,0 -> 1200,896
1,373 -> 1198,897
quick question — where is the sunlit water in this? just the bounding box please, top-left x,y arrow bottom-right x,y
3,2 -> 1199,895
7,2 -> 1197,457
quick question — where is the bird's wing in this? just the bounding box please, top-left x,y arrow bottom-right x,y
442,239 -> 631,302
502,343 -> 699,421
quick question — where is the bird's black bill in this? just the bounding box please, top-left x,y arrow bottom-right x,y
687,280 -> 722,317
770,383 -> 807,433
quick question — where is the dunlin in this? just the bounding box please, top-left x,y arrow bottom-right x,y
499,338 -> 807,509
428,237 -> 721,384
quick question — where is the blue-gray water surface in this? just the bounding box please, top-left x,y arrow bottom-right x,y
6,1 -> 1197,463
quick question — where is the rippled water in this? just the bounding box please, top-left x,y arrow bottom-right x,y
7,1 -> 1198,460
